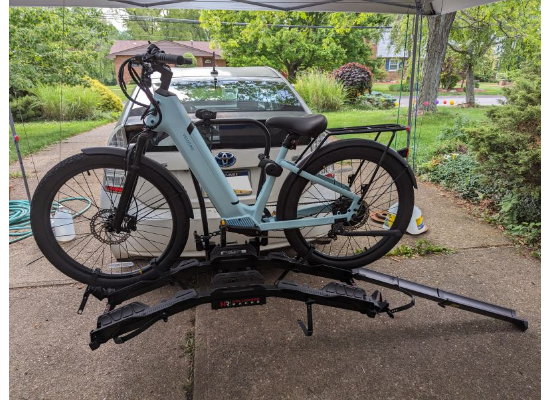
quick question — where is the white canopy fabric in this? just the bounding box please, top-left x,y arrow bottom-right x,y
9,0 -> 499,15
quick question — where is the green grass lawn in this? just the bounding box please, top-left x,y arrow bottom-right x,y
324,106 -> 490,167
106,84 -> 136,102
9,119 -> 113,163
371,82 -> 505,97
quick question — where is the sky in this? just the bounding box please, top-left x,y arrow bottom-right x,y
102,8 -> 126,31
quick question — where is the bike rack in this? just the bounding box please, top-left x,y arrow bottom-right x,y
85,244 -> 528,351
78,121 -> 527,351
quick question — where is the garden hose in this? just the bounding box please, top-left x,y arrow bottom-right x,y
9,197 -> 92,244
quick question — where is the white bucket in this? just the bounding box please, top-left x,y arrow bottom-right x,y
383,203 -> 428,235
52,205 -> 76,242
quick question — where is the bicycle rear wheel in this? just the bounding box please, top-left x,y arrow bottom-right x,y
278,140 -> 414,269
31,152 -> 190,288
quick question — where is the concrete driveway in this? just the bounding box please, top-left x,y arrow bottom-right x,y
10,123 -> 192,399
9,123 -> 540,399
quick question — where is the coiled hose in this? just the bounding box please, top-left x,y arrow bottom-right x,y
9,197 -> 92,244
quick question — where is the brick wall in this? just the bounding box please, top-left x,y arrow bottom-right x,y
114,55 -> 227,84
114,56 -> 138,85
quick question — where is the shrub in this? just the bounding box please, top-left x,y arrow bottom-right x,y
438,115 -> 470,142
182,52 -> 198,68
294,70 -> 347,112
440,72 -> 460,90
359,91 -> 396,110
440,53 -> 463,90
32,85 -> 101,120
82,76 -> 123,113
332,62 -> 373,101
10,95 -> 43,122
419,153 -> 489,202
465,67 -> 540,208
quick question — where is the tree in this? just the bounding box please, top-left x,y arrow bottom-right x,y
418,13 -> 455,111
200,11 -> 389,82
448,8 -> 499,105
9,7 -> 118,92
448,0 -> 540,106
493,1 -> 541,72
389,13 -> 455,112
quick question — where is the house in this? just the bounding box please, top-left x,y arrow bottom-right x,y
107,40 -> 226,84
373,31 -> 408,81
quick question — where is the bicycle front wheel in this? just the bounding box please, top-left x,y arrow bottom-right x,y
31,152 -> 190,288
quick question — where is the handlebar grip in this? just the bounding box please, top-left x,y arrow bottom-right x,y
153,53 -> 193,65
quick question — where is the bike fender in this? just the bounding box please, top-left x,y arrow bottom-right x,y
82,146 -> 194,218
299,138 -> 417,189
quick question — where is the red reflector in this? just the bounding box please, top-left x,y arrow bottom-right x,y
325,173 -> 334,178
105,185 -> 123,193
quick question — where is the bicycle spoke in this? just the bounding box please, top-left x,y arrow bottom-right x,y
296,155 -> 403,259
43,163 -> 176,279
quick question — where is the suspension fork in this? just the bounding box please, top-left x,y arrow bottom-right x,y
111,130 -> 152,232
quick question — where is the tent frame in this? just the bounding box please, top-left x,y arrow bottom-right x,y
406,0 -> 421,147
112,0 -> 421,13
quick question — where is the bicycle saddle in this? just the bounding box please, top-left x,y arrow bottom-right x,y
266,114 -> 327,138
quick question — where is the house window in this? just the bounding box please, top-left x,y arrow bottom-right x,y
204,59 -> 212,64
387,59 -> 400,72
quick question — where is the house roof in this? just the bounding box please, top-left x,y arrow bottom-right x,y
107,40 -> 222,60
9,0 -> 501,15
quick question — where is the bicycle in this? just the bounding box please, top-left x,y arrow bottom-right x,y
30,43 -> 416,289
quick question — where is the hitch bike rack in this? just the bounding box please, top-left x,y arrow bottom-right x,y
83,244 -> 528,351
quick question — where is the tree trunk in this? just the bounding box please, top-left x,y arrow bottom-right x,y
465,62 -> 475,105
285,63 -> 299,83
419,12 -> 456,111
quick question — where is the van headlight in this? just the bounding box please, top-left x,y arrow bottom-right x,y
107,125 -> 127,148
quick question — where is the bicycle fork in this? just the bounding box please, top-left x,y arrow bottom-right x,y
111,130 -> 152,232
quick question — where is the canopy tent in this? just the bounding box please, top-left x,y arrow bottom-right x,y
9,0 -> 498,15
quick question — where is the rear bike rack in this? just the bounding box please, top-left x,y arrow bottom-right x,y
84,244 -> 528,351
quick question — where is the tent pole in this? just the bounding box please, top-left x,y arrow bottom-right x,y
406,2 -> 422,149
9,107 -> 32,202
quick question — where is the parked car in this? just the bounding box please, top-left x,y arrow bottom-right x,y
105,66 -> 321,257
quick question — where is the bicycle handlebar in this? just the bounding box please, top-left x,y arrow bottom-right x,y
152,52 -> 193,66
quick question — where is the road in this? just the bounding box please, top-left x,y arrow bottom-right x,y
399,95 -> 506,107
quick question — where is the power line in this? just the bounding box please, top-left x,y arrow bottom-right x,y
101,13 -> 391,30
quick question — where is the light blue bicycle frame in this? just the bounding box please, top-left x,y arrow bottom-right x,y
146,94 -> 361,231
